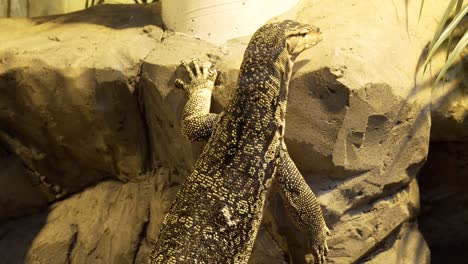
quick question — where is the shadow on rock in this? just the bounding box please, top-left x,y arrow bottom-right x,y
31,3 -> 163,30
0,57 -> 148,208
0,210 -> 49,264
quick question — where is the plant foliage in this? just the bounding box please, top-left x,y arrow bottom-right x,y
420,0 -> 467,84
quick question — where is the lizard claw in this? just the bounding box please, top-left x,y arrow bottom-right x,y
191,58 -> 202,76
181,60 -> 195,79
201,61 -> 212,78
305,244 -> 328,264
175,78 -> 188,91
305,226 -> 330,264
208,68 -> 217,82
177,59 -> 218,92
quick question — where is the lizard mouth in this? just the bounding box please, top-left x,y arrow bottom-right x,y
287,27 -> 322,59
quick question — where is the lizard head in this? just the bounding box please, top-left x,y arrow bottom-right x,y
242,20 -> 322,67
284,21 -> 322,60
236,20 -> 322,105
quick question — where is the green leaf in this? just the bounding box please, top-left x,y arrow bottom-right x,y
418,0 -> 425,21
423,2 -> 468,71
435,29 -> 468,84
423,0 -> 457,71
428,0 -> 457,50
446,0 -> 464,60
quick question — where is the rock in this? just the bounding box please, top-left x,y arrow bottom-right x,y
363,222 -> 430,264
264,178 -> 421,263
138,33 -> 225,171
328,179 -> 421,263
0,168 -> 182,264
428,48 -> 467,142
0,3 -> 163,198
0,0 -> 449,263
248,227 -> 289,264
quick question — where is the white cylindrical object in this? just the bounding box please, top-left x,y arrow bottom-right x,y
161,0 -> 299,44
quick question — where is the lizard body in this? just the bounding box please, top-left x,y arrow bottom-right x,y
149,20 -> 329,264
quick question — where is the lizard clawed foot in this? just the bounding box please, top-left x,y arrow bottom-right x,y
175,58 -> 217,93
305,243 -> 328,264
305,226 -> 330,264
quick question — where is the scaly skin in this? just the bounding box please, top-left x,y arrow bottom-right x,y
149,20 -> 329,264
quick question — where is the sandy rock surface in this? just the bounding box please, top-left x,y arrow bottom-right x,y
0,4 -> 163,204
0,169 -> 179,264
363,222 -> 430,264
0,0 -> 450,263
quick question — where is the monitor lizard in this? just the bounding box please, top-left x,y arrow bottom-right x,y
148,20 -> 329,264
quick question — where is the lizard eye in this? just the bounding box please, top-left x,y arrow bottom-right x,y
299,29 -> 309,35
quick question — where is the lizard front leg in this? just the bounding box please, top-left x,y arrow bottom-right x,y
176,59 -> 219,141
275,146 -> 330,264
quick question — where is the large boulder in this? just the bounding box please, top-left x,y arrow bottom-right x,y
0,4 -> 163,204
0,0 -> 448,263
0,169 -> 179,264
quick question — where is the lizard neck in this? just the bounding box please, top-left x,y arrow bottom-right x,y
227,48 -> 293,124
277,49 -> 294,138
